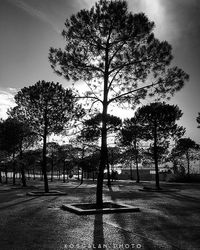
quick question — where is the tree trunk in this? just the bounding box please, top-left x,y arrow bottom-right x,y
21,167 -> 26,187
136,158 -> 140,183
51,154 -> 54,182
81,167 -> 84,184
129,161 -> 133,180
5,167 -> 8,184
107,160 -> 111,187
28,169 -> 31,179
96,102 -> 108,208
66,167 -> 69,180
77,165 -> 80,180
63,161 -> 65,183
58,169 -> 60,180
42,124 -> 49,192
96,43 -> 109,208
33,168 -> 36,180
19,144 -> 27,187
153,123 -> 160,190
12,153 -> 16,185
93,171 -> 95,182
186,152 -> 190,176
40,170 -> 43,180
134,144 -> 140,183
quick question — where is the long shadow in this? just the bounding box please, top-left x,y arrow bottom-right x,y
163,192 -> 200,203
93,213 -> 105,249
108,186 -> 157,249
0,196 -> 40,210
108,185 -> 189,249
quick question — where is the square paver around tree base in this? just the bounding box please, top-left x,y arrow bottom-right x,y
139,187 -> 178,192
27,190 -> 67,196
61,201 -> 140,215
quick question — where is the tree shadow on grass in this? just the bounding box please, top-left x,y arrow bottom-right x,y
0,196 -> 40,210
108,186 -> 156,249
93,213 -> 105,249
108,185 -> 200,249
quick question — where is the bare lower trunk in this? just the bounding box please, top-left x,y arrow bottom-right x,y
96,43 -> 109,208
78,165 -> 80,180
130,162 -> 133,180
81,167 -> 84,184
186,152 -> 190,176
63,161 -> 66,183
154,123 -> 160,190
107,161 -> 111,187
5,168 -> 8,184
96,108 -> 108,208
51,154 -> 54,182
42,132 -> 49,192
12,154 -> 16,185
135,152 -> 140,183
20,146 -> 26,187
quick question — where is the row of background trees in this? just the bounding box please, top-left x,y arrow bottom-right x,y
0,94 -> 199,190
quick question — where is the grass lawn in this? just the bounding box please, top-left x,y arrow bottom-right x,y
0,179 -> 199,249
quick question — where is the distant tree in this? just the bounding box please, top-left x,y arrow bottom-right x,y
9,81 -> 83,192
82,113 -> 121,141
119,117 -> 144,182
81,113 -> 121,186
49,0 -> 189,207
136,102 -> 185,189
46,142 -> 60,182
56,144 -> 77,182
0,118 -> 35,186
71,132 -> 100,184
172,138 -> 199,176
0,150 -> 8,183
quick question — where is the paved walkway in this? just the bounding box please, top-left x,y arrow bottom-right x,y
0,180 -> 199,250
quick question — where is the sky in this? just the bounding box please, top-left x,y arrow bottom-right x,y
0,0 -> 200,143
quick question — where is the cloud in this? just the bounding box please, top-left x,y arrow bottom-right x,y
8,0 -> 61,34
0,89 -> 16,119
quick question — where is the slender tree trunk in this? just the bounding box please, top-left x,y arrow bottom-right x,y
42,123 -> 49,192
66,166 -> 69,181
63,161 -> 65,183
77,165 -> 80,180
5,167 -> 8,184
21,168 -> 26,187
153,123 -> 160,190
81,167 -> 84,184
96,100 -> 108,208
107,160 -> 111,187
186,152 -> 190,176
93,171 -> 95,182
135,157 -> 140,183
19,145 -> 27,187
40,170 -> 43,180
134,142 -> 140,183
51,154 -> 54,182
58,168 -> 61,180
129,161 -> 133,180
33,168 -> 35,180
28,169 -> 31,179
12,153 -> 16,185
96,43 -> 109,208
80,147 -> 85,184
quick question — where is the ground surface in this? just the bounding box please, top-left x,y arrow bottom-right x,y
0,179 -> 199,250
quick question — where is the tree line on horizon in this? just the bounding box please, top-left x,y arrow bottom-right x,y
0,0 -> 199,208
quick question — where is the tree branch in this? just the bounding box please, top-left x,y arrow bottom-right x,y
108,82 -> 159,104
